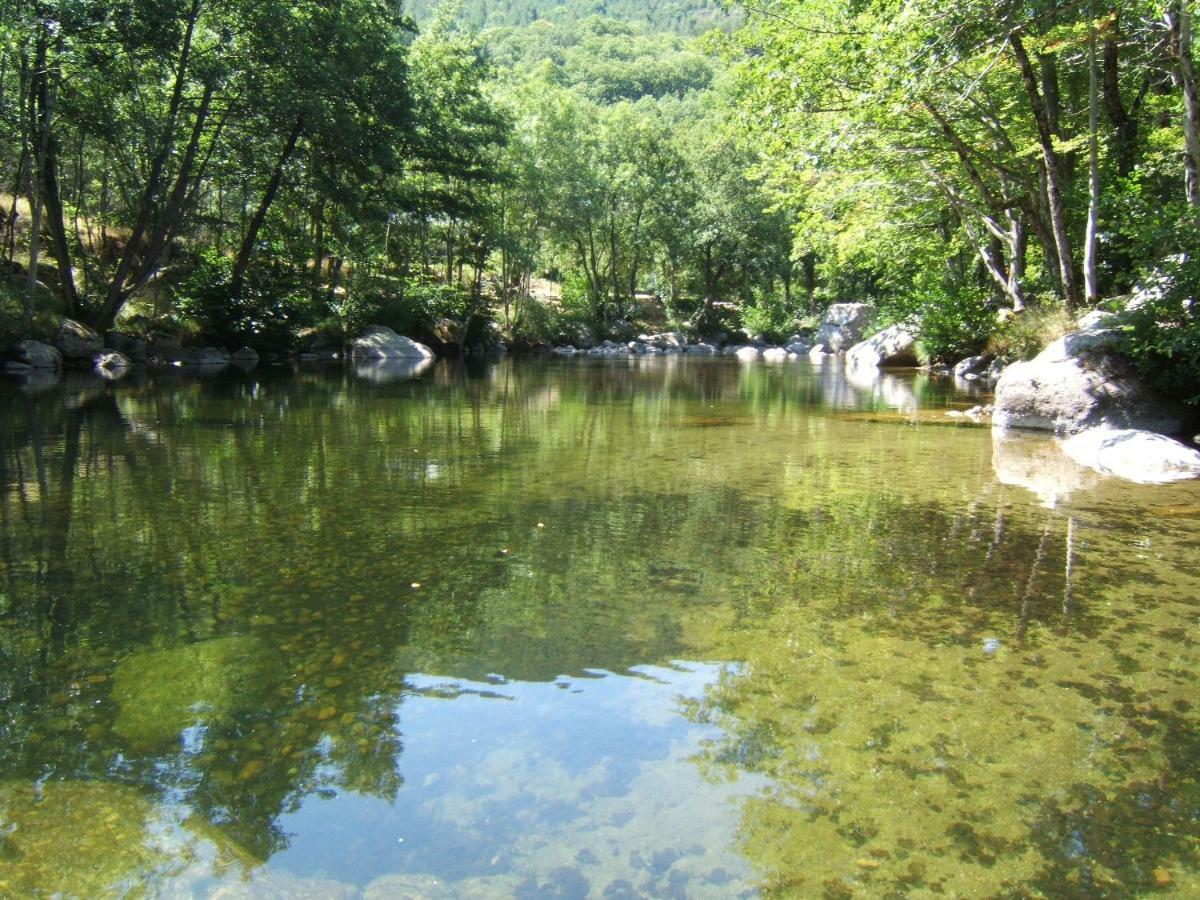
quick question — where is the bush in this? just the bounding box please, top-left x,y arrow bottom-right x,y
986,301 -> 1073,362
876,283 -> 995,364
740,291 -> 797,344
0,276 -> 60,347
336,278 -> 495,347
1119,256 -> 1200,406
174,251 -> 313,349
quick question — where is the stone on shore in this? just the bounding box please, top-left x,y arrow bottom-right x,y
16,339 -> 62,369
993,319 -> 1188,435
846,323 -> 919,370
352,326 -> 436,361
56,319 -> 104,360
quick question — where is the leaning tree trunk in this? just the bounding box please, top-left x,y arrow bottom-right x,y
231,117 -> 304,295
1012,32 -> 1081,311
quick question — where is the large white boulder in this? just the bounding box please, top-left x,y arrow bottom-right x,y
1060,428 -> 1200,484
813,303 -> 873,353
846,323 -> 919,370
352,326 -> 436,361
993,321 -> 1187,435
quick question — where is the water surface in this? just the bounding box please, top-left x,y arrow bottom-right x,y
1,357 -> 1197,897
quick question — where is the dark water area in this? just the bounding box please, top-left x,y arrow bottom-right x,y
0,357 -> 1197,897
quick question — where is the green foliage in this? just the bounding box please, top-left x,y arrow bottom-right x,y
912,287 -> 996,365
1119,257 -> 1200,406
174,252 -> 312,349
987,303 -> 1074,362
406,0 -> 737,35
0,278 -> 59,346
740,291 -> 796,343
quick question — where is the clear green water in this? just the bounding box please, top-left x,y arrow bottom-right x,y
0,357 -> 1198,898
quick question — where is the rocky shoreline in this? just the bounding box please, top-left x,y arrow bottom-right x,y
4,300 -> 1199,486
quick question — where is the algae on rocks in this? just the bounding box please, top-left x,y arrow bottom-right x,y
111,636 -> 261,750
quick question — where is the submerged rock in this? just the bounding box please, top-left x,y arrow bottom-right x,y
845,323 -> 919,370
1060,428 -> 1200,484
991,430 -> 1100,508
352,326 -> 436,361
363,873 -> 458,900
0,781 -> 165,897
111,636 -> 260,750
96,350 -> 132,377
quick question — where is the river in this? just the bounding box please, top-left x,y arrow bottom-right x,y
1,356 -> 1197,897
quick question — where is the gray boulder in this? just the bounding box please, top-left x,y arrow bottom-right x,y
814,303 -> 873,352
16,340 -> 62,369
3,361 -> 32,375
762,347 -> 790,362
148,332 -> 184,360
954,355 -> 994,378
56,319 -> 103,360
231,347 -> 260,364
352,326 -> 435,361
993,320 -> 1188,435
106,332 -> 148,362
194,347 -> 232,367
846,323 -> 919,370
1060,428 -> 1200,484
685,342 -> 718,355
732,345 -> 761,361
96,350 -> 131,373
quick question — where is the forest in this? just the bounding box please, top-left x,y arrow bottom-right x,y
0,0 -> 1198,400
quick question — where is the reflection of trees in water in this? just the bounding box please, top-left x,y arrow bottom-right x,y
682,488 -> 1200,895
4,362 -> 1190,893
0,363 -> 790,876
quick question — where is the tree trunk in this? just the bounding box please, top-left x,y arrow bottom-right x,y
1084,13 -> 1101,304
1168,1 -> 1200,207
1011,31 -> 1081,310
232,117 -> 304,295
32,30 -> 80,317
1103,13 -> 1141,177
97,0 -> 203,329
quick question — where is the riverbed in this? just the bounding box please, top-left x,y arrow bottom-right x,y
1,356 -> 1197,897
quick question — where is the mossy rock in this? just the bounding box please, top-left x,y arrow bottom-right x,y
0,780 -> 165,897
111,636 -> 260,751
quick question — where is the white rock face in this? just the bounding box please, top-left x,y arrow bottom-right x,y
1060,428 -> 1200,484
845,324 -> 919,370
352,326 -> 436,361
733,346 -> 761,362
993,320 -> 1187,435
762,347 -> 789,362
812,303 -> 873,353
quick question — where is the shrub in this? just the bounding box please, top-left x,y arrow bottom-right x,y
878,283 -> 995,364
1119,256 -> 1200,406
986,301 -> 1074,362
740,290 -> 797,344
174,251 -> 313,349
